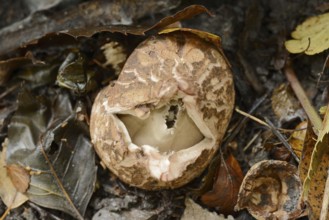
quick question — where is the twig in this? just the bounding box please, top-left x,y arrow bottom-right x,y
0,207 -> 10,220
0,82 -> 20,100
235,107 -> 305,133
317,53 -> 329,87
264,117 -> 299,163
243,131 -> 261,151
320,167 -> 329,220
284,60 -> 322,131
235,107 -> 270,128
235,107 -> 300,162
0,191 -> 18,220
222,93 -> 268,148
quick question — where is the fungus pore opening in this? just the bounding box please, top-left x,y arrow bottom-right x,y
119,101 -> 204,153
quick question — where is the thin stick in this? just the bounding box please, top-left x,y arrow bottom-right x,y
0,207 -> 10,220
284,60 -> 322,131
221,93 -> 268,147
235,107 -> 303,133
320,167 -> 329,220
265,117 -> 299,163
243,131 -> 261,151
0,191 -> 17,220
235,107 -> 270,128
317,53 -> 329,87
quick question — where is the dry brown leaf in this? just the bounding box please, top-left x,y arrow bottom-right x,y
235,160 -> 303,220
0,140 -> 28,209
299,123 -> 329,219
269,144 -> 292,161
201,154 -> 243,215
6,164 -> 30,193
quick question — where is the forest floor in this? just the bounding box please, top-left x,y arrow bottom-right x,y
0,0 -> 328,219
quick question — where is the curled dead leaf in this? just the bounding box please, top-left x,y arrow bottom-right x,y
235,160 -> 303,220
201,154 -> 243,215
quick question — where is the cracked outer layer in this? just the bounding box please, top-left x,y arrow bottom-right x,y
90,30 -> 235,189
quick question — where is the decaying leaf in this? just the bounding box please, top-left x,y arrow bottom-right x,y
285,12 -> 329,55
0,5 -> 212,92
235,160 -> 303,220
16,63 -> 59,89
64,5 -> 211,38
0,0 -> 183,57
268,143 -> 292,162
289,121 -> 307,159
6,90 -> 97,219
271,83 -> 305,125
182,198 -> 234,220
6,164 -> 30,193
93,208 -> 155,220
0,140 -> 28,209
301,112 -> 329,219
0,56 -> 34,85
92,194 -> 158,220
56,51 -> 97,94
201,154 -> 243,215
1,5 -> 210,61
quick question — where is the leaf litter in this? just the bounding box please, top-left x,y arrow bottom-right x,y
200,153 -> 243,215
1,0 -> 329,219
6,90 -> 96,219
0,140 -> 28,211
285,12 -> 329,55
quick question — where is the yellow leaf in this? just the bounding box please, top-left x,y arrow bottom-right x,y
289,121 -> 307,159
285,12 -> 329,55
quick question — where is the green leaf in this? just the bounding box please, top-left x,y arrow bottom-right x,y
6,90 -> 97,219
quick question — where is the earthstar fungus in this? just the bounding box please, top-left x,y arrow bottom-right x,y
90,29 -> 234,189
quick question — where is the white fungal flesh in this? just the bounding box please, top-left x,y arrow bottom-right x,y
119,100 -> 204,153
